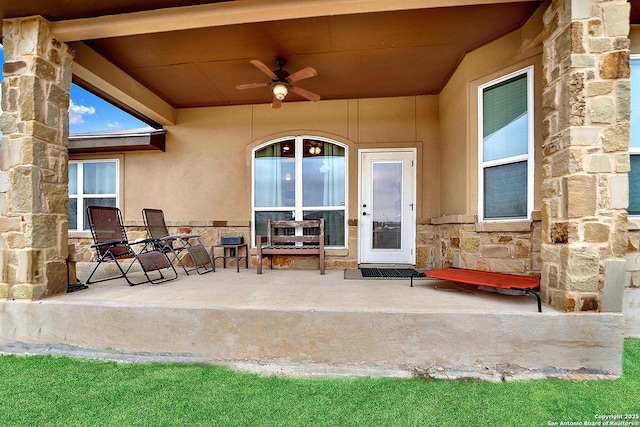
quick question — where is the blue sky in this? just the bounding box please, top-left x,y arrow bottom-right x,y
1,44 -> 151,134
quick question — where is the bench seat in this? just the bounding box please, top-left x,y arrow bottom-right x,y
256,219 -> 325,274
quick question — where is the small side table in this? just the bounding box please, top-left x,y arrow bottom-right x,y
211,243 -> 249,272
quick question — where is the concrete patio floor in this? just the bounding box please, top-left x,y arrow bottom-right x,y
0,266 -> 626,380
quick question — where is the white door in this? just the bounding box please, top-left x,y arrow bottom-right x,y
359,149 -> 416,264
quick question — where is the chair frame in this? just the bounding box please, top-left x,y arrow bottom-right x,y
86,206 -> 178,286
142,208 -> 214,275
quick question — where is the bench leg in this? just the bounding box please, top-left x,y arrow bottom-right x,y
256,246 -> 263,274
525,288 -> 542,313
511,287 -> 542,313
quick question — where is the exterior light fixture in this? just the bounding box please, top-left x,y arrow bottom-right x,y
272,83 -> 289,100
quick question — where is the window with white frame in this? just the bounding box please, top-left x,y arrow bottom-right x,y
68,160 -> 119,231
629,56 -> 640,216
252,136 -> 347,247
478,67 -> 534,221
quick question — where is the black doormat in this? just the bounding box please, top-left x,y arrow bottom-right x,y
360,268 -> 419,278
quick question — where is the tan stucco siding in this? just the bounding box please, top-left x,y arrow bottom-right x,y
438,20 -> 543,218
630,26 -> 640,54
416,95 -> 441,222
115,96 -> 438,224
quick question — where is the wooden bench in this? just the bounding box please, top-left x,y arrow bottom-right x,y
256,219 -> 325,274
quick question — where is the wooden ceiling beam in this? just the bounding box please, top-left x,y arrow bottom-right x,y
51,0 -> 541,41
70,42 -> 177,125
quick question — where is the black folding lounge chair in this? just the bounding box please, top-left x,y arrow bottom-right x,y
86,206 -> 178,286
142,208 -> 214,275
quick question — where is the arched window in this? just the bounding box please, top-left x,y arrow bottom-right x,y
252,136 -> 347,247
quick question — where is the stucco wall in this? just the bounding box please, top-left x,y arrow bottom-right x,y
439,20 -> 544,218
70,95 -> 440,270
630,25 -> 640,54
116,96 -> 440,224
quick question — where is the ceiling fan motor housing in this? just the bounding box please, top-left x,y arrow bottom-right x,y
273,69 -> 290,82
273,57 -> 290,82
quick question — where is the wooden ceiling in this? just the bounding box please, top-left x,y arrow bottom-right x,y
2,1 -> 546,111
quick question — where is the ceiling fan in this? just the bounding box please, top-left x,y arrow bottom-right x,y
236,57 -> 320,108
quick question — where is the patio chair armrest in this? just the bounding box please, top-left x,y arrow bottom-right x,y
180,234 -> 199,239
91,239 -> 126,248
159,236 -> 180,243
131,237 -> 159,246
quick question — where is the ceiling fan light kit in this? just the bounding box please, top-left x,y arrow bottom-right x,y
236,57 -> 320,108
272,83 -> 289,100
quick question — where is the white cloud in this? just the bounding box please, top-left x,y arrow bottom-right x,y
68,100 -> 95,124
107,121 -> 121,128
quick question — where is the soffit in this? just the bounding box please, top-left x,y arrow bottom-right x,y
2,1 -> 543,109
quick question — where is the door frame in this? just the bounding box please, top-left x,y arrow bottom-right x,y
357,148 -> 417,265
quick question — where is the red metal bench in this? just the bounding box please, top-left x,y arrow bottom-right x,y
412,267 -> 542,312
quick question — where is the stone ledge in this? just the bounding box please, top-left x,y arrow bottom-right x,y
69,231 -> 92,239
431,215 -> 476,225
475,221 -> 532,233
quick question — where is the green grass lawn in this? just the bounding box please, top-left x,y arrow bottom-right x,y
1,339 -> 639,427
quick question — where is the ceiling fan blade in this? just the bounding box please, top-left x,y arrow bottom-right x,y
250,59 -> 278,80
236,82 -> 269,90
287,67 -> 317,83
271,97 -> 283,109
291,86 -> 321,102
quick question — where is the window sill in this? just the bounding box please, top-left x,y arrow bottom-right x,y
69,231 -> 92,239
629,218 -> 640,231
326,248 -> 349,256
430,215 -> 477,225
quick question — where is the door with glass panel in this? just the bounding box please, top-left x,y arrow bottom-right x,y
359,150 -> 415,264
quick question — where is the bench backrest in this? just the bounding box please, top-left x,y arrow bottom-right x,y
267,219 -> 324,247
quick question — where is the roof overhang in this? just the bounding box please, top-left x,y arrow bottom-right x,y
68,129 -> 167,153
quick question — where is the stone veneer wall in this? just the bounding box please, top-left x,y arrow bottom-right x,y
627,222 -> 640,285
0,17 -> 74,300
71,219 -> 543,278
416,216 -> 542,276
540,0 -> 631,312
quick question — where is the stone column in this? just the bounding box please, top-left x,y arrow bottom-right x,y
0,17 -> 74,299
541,0 -> 630,311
